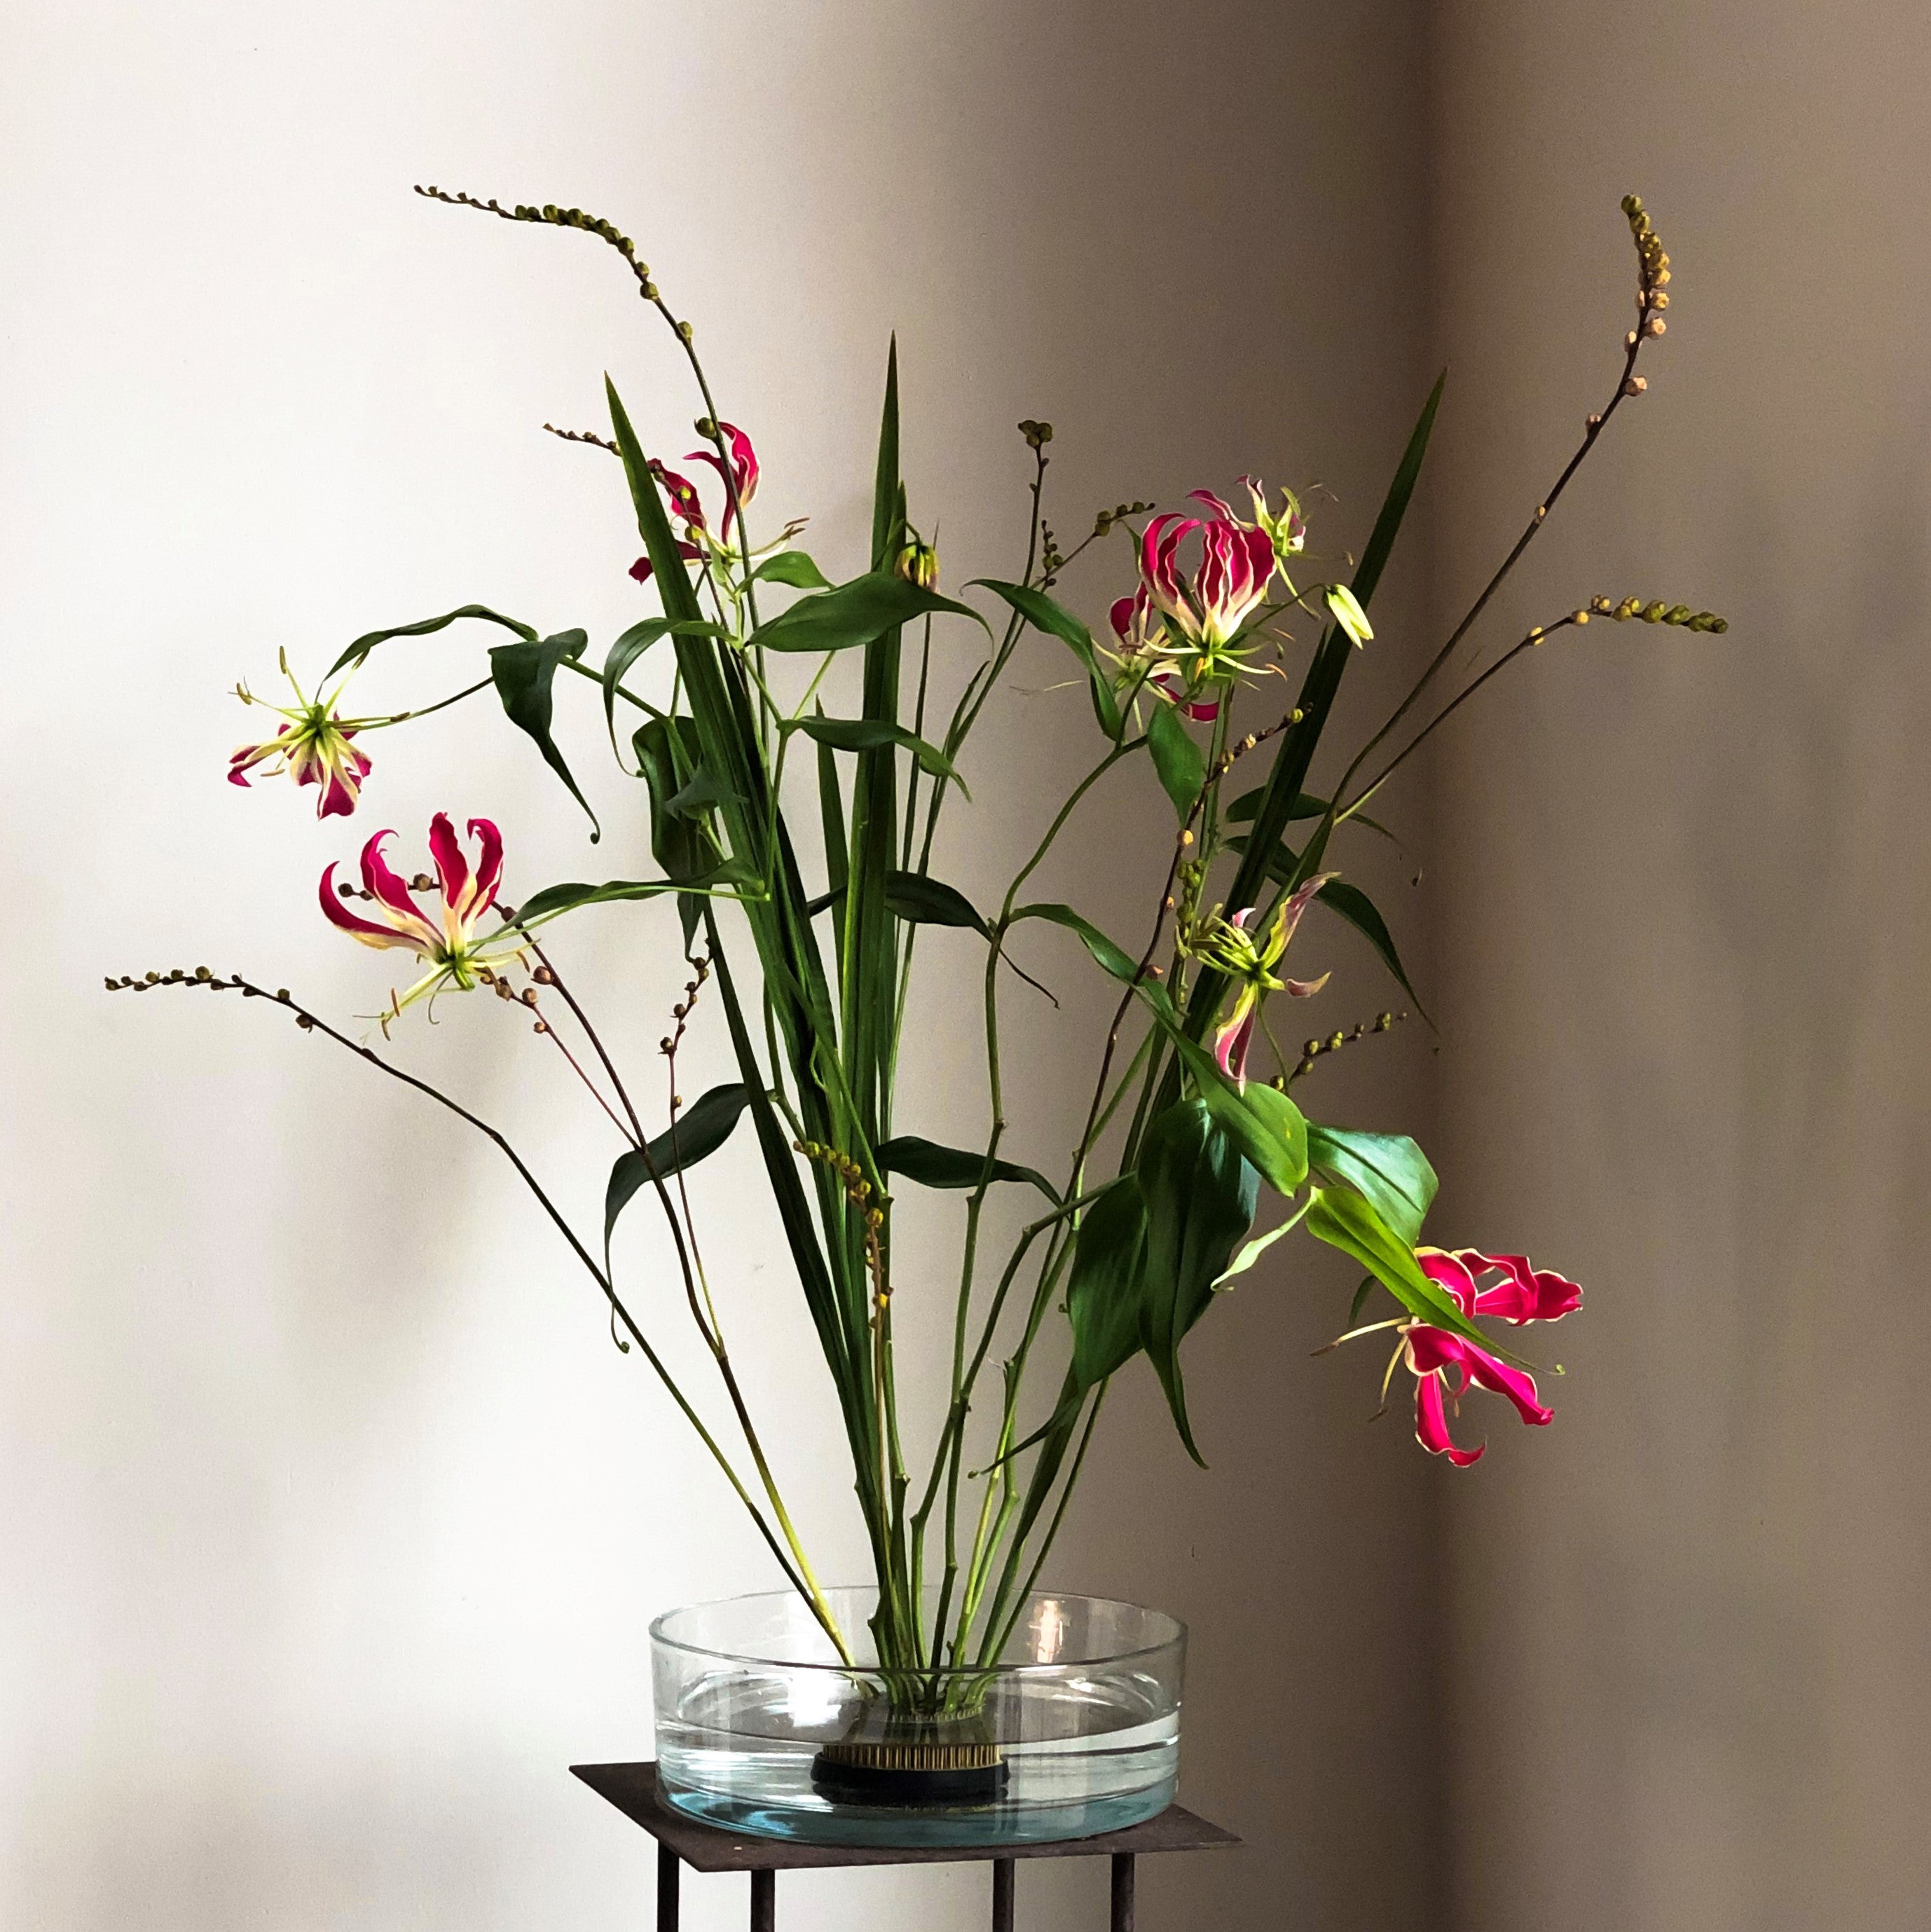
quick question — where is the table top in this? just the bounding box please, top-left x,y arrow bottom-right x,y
570,1762 -> 1240,1873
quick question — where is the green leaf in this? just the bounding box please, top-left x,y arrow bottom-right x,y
748,549 -> 832,590
326,603 -> 537,680
1316,879 -> 1429,1022
806,870 -> 987,931
489,631 -> 599,837
1008,900 -> 1141,985
1007,901 -> 1308,1195
971,580 -> 1122,739
1065,1174 -> 1151,1395
605,1084 -> 753,1247
1304,1185 -> 1488,1348
1305,1125 -> 1437,1248
1136,1099 -> 1259,1464
747,572 -> 988,655
884,872 -> 987,933
1146,700 -> 1207,821
1220,369 -> 1444,924
875,1135 -> 1059,1200
785,714 -> 968,795
1227,787 -> 1398,844
603,619 -> 673,747
631,716 -> 724,948
1212,1213 -> 1303,1289
1323,582 -> 1375,645
665,766 -> 743,818
508,861 -> 758,927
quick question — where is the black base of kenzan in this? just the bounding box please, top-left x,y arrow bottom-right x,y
571,1762 -> 1239,1930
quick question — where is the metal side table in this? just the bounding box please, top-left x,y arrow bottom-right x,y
572,1762 -> 1239,1931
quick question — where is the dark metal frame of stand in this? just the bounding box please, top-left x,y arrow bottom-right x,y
572,1763 -> 1239,1930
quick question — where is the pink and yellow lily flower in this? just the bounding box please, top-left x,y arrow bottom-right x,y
1401,1248 -> 1583,1465
1201,875 -> 1335,1088
319,814 -> 522,1014
1140,490 -> 1277,650
1105,586 -> 1220,720
228,660 -> 375,818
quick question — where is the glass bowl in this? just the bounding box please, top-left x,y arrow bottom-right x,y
650,1587 -> 1186,1847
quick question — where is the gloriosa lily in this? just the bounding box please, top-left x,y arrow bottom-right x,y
1401,1249 -> 1583,1465
1140,490 -> 1277,651
318,814 -> 521,1013
228,658 -> 375,818
630,424 -> 764,583
1200,874 -> 1335,1087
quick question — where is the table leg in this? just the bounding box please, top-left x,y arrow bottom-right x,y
991,1856 -> 1015,1931
750,1867 -> 776,1931
1110,1854 -> 1135,1932
657,1845 -> 679,1931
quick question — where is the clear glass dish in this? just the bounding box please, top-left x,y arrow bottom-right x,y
650,1587 -> 1186,1847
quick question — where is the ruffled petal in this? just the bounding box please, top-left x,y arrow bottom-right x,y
1459,1339 -> 1554,1427
1417,1247 -> 1482,1318
1416,1370 -> 1485,1465
1466,1252 -> 1583,1325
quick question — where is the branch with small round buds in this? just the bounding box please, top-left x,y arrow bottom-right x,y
1284,1009 -> 1408,1086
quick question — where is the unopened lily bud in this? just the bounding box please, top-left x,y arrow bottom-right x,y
895,537 -> 940,590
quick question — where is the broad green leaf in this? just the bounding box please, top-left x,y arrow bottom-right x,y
1136,1099 -> 1259,1464
1323,582 -> 1375,645
971,579 -> 1122,739
1146,700 -> 1207,821
605,1084 -> 753,1246
327,603 -> 537,679
1008,901 -> 1308,1195
875,1135 -> 1059,1200
1304,1184 -> 1488,1348
489,631 -> 598,837
785,714 -> 967,794
747,572 -> 987,655
1316,878 -> 1429,1021
1065,1174 -> 1151,1395
1306,1125 -> 1437,1248
509,861 -> 759,926
748,549 -> 832,590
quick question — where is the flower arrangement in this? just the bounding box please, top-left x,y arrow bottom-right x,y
119,189 -> 1719,1692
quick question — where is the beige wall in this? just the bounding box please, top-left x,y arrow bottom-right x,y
0,4 -> 1439,1929
1427,2 -> 1931,1927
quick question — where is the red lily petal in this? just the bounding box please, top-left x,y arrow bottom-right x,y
359,830 -> 424,924
1416,1371 -> 1485,1465
428,812 -> 469,910
319,863 -> 410,945
467,817 -> 504,917
1466,1252 -> 1583,1325
629,555 -> 655,584
1418,1248 -> 1482,1318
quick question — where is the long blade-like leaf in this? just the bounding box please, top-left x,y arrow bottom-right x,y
875,1135 -> 1059,1200
327,603 -> 538,680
